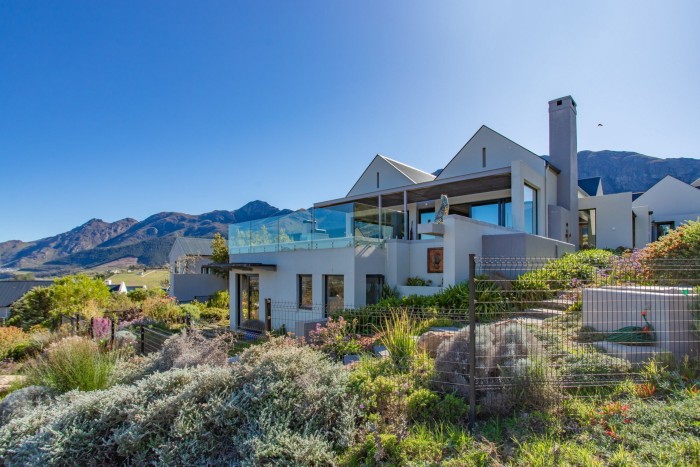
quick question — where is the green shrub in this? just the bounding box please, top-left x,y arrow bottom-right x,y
178,303 -> 202,321
406,276 -> 432,286
127,287 -> 165,302
512,249 -> 615,304
307,317 -> 364,361
141,296 -> 184,324
24,336 -> 121,392
6,286 -> 55,330
406,388 -> 468,425
0,338 -> 356,465
200,306 -> 229,322
206,290 -> 229,309
381,309 -> 421,371
0,326 -> 31,360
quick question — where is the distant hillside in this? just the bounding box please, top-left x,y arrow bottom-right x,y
578,150 -> 700,194
0,200 -> 292,276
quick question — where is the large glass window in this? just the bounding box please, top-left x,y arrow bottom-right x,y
419,209 -> 436,240
239,274 -> 260,328
579,209 -> 597,248
324,275 -> 344,315
655,221 -> 674,240
524,185 -> 537,234
459,199 -> 512,228
365,275 -> 384,305
298,275 -> 312,309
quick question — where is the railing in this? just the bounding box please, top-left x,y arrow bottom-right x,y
228,202 -> 404,254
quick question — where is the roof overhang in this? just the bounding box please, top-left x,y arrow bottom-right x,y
202,263 -> 277,273
315,167 -> 512,208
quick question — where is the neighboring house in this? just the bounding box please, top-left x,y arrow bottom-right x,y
168,237 -> 227,302
633,175 -> 700,241
221,96 -> 699,334
0,280 -> 53,321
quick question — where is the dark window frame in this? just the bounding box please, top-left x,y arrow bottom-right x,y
324,275 -> 344,317
297,274 -> 313,310
365,274 -> 385,306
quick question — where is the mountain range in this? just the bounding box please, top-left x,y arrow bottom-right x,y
0,201 -> 292,277
1,150 -> 698,278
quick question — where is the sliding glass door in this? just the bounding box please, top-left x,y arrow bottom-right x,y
239,274 -> 260,330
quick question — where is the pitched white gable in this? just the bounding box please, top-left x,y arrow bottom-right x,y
633,175 -> 700,219
436,126 -> 546,180
346,155 -> 434,197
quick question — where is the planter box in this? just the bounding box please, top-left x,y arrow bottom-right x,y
398,286 -> 444,297
583,286 -> 698,361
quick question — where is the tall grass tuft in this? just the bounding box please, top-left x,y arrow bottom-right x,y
25,336 -> 120,392
380,308 -> 421,371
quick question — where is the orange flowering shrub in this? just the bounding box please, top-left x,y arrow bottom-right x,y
0,326 -> 31,360
639,220 -> 700,260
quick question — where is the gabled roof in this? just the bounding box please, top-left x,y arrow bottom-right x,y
436,125 -> 546,180
381,157 -> 436,184
633,175 -> 700,207
0,280 -> 53,307
346,155 -> 435,197
170,237 -> 214,259
692,178 -> 700,188
578,177 -> 602,196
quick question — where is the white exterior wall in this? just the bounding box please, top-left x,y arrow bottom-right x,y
170,274 -> 227,303
227,246 -> 386,332
443,215 -> 515,286
511,160 -> 546,235
633,176 -> 700,233
579,192 -> 634,249
437,126 -> 546,179
347,156 -> 415,197
632,206 -> 652,248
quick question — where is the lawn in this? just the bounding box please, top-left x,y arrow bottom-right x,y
106,269 -> 169,289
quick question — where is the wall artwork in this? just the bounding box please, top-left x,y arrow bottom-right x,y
427,247 -> 443,273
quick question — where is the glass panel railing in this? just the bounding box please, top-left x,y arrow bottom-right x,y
228,202 -> 404,254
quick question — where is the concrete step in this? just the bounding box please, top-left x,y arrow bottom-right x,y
534,297 -> 577,311
522,308 -> 565,318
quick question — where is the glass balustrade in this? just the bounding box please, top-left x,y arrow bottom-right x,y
229,202 -> 404,254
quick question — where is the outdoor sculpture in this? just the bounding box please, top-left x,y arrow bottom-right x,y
434,194 -> 450,224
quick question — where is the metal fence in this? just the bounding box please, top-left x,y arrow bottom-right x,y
258,255 -> 700,426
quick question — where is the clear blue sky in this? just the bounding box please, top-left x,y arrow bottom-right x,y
1,1 -> 698,242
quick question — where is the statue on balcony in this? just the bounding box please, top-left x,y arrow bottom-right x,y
434,194 -> 450,224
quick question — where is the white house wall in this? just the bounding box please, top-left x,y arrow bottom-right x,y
347,156 -> 417,197
632,205 -> 652,248
579,193 -> 634,249
633,176 -> 700,229
437,126 -> 547,180
443,215 -> 515,286
171,274 -> 227,303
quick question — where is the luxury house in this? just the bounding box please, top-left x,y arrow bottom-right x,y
222,96 -> 699,334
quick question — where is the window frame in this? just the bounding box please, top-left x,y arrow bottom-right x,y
297,274 -> 313,310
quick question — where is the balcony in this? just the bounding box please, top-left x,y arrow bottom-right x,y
229,202 -> 405,254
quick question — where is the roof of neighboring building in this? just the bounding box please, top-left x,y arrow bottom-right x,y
578,177 -> 602,196
170,237 -> 214,259
692,178 -> 700,188
0,280 -> 53,307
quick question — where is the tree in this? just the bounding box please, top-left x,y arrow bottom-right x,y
50,275 -> 111,319
210,233 -> 229,279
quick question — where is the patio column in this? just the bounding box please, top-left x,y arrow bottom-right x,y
378,194 -> 383,240
403,190 -> 408,240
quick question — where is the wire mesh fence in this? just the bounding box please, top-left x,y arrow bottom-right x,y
256,255 -> 699,423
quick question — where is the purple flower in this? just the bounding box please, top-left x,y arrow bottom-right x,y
359,403 -> 365,410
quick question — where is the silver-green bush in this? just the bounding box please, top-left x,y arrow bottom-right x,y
0,338 -> 356,466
